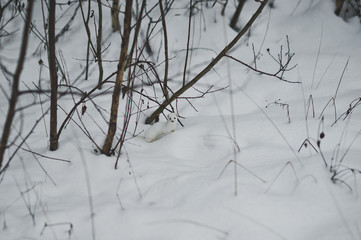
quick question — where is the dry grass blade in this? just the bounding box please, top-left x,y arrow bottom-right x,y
218,160 -> 266,183
265,161 -> 299,193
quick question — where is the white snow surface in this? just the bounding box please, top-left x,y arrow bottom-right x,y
1,0 -> 361,240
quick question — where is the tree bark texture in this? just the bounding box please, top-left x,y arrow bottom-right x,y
230,0 -> 246,31
49,0 -> 59,151
0,0 -> 34,169
159,0 -> 170,100
145,0 -> 269,124
102,0 -> 132,156
111,0 -> 120,32
96,0 -> 103,89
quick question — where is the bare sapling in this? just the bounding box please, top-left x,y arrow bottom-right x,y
112,0 -> 147,164
78,0 -> 104,88
102,0 -> 133,156
230,0 -> 246,31
182,0 -> 193,87
0,0 -> 34,170
111,0 -> 120,32
48,0 -> 59,151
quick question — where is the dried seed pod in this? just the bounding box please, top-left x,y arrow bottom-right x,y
81,105 -> 87,116
317,140 -> 321,148
320,132 -> 325,139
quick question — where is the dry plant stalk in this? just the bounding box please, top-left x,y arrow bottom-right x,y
102,0 -> 133,156
49,0 -> 58,151
0,0 -> 34,169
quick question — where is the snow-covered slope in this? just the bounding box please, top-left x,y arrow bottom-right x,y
1,0 -> 361,239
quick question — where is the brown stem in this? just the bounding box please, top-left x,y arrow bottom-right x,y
123,0 -> 147,98
79,0 -> 98,81
0,0 -> 34,169
56,71 -> 117,140
159,0 -> 169,99
230,0 -> 246,31
225,54 -> 300,83
49,0 -> 58,151
96,0 -> 103,89
102,0 -> 133,156
111,0 -> 120,32
182,0 -> 192,87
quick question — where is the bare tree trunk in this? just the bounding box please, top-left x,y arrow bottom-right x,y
145,0 -> 268,124
49,0 -> 58,151
230,0 -> 246,31
335,0 -> 346,16
111,0 -> 120,32
182,0 -> 192,87
96,0 -> 103,89
102,0 -> 132,156
159,0 -> 170,99
85,0 -> 91,80
0,0 -> 34,169
123,0 -> 146,98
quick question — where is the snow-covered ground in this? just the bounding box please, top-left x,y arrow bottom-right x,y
1,0 -> 361,239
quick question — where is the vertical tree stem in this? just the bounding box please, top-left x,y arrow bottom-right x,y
85,0 -> 91,80
111,0 -> 120,32
49,0 -> 58,151
96,0 -> 103,89
159,0 -> 169,100
102,0 -> 133,156
182,0 -> 192,86
0,0 -> 34,168
230,0 -> 246,31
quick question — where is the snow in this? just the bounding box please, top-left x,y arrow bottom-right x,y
1,0 -> 361,240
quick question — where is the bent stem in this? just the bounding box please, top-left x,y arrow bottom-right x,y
218,160 -> 266,184
265,161 -> 299,193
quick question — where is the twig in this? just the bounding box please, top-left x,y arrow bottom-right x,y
334,57 -> 349,100
225,54 -> 299,84
266,99 -> 291,123
40,222 -> 74,239
18,147 -> 71,163
311,22 -> 323,88
316,54 -> 336,89
57,71 -> 117,140
0,108 -> 50,176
